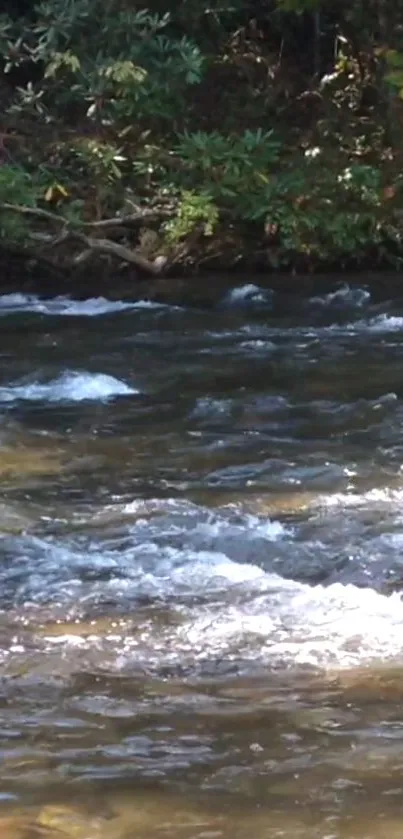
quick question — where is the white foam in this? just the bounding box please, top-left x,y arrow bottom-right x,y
328,314 -> 403,334
126,299 -> 174,310
40,569 -> 403,672
16,533 -> 402,671
170,575 -> 403,669
0,371 -> 137,403
310,285 -> 371,308
223,284 -> 273,307
366,314 -> 403,332
193,514 -> 287,542
135,547 -> 269,595
239,340 -> 276,353
167,550 -> 267,591
0,293 -> 37,311
0,294 -> 167,316
51,297 -> 137,316
6,506 -> 403,672
4,539 -> 271,611
322,487 -> 403,508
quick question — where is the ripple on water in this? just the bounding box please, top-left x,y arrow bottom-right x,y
1,285 -> 403,834
0,293 -> 173,316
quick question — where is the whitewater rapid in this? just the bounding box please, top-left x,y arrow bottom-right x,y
1,283 -> 403,677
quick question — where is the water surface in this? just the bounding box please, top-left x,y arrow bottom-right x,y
1,282 -> 403,837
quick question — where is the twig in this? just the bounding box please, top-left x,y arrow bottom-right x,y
0,202 -> 67,225
0,202 -> 172,230
83,209 -> 172,229
74,248 -> 93,265
37,230 -> 72,249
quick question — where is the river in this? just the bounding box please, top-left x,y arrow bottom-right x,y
1,281 -> 403,838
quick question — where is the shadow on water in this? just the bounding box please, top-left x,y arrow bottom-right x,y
2,283 -> 403,836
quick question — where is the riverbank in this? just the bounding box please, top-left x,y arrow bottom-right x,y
4,0 -> 403,307
2,243 -> 403,308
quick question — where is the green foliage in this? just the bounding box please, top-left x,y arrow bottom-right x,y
259,160 -> 385,263
45,49 -> 81,78
72,139 -> 126,183
0,166 -> 39,243
2,1 -> 205,124
173,130 -> 280,200
384,49 -> 403,98
164,191 -> 219,243
1,0 -> 403,268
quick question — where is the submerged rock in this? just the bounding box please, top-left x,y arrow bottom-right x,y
249,491 -> 316,516
331,664 -> 403,701
37,805 -> 105,839
0,814 -> 31,839
0,445 -> 64,483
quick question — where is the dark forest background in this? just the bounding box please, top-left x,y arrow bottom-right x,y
1,0 -> 403,273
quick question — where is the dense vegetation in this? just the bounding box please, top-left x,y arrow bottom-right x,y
2,0 -> 403,276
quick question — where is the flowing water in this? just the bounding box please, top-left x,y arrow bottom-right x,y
2,282 -> 403,837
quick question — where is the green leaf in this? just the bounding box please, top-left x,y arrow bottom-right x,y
385,69 -> 403,88
385,49 -> 403,69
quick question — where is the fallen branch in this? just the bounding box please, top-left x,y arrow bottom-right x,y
74,232 -> 167,274
0,201 -> 169,275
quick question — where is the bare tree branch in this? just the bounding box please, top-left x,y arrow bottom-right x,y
0,202 -> 169,275
83,209 -> 172,229
74,232 -> 166,274
0,202 -> 172,230
34,230 -> 72,249
0,202 -> 67,226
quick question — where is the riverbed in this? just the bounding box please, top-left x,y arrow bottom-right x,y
1,281 -> 403,837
